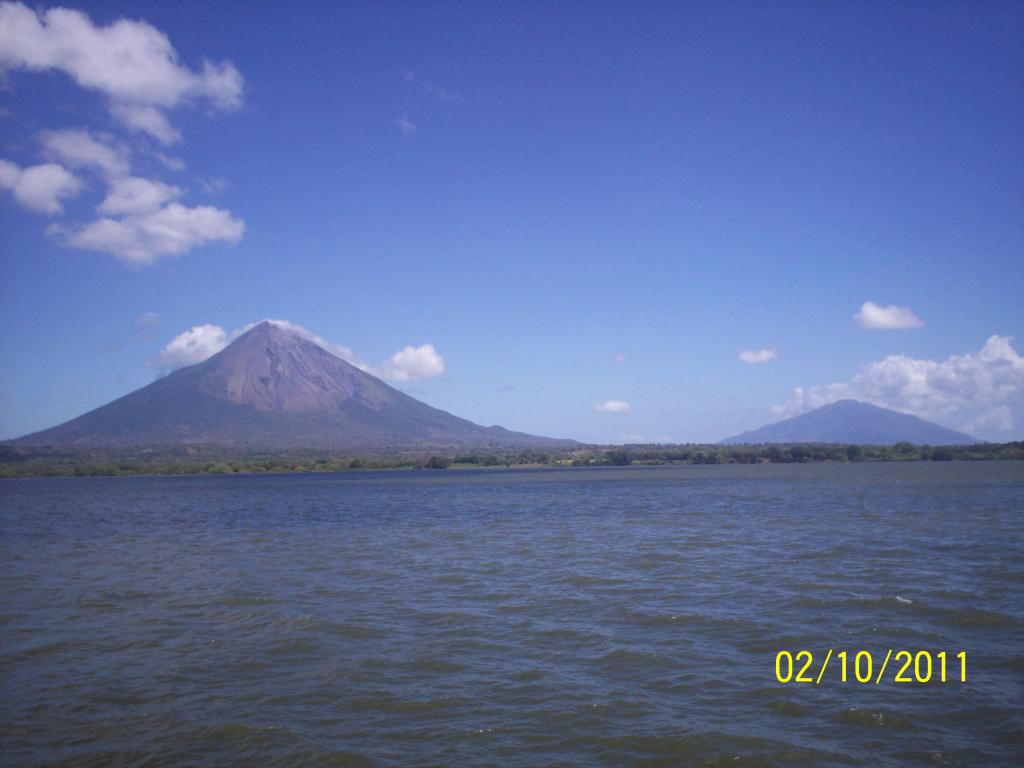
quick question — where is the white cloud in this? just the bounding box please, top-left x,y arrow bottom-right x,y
0,158 -> 81,213
1,7 -> 245,266
395,116 -> 416,137
854,301 -> 923,330
153,319 -> 357,371
378,344 -> 445,382
0,2 -> 243,142
152,323 -> 228,368
738,348 -> 778,364
772,336 -> 1024,436
40,129 -> 130,177
58,202 -> 244,265
596,400 -> 633,413
98,176 -> 181,215
39,134 -> 245,265
152,319 -> 446,383
110,103 -> 181,145
614,353 -> 630,364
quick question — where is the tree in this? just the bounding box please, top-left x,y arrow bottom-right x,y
606,449 -> 631,466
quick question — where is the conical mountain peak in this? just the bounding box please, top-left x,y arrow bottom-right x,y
228,320 -> 318,351
12,321 -> 572,451
721,400 -> 978,445
193,323 -> 386,414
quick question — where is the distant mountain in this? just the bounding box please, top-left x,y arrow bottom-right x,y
11,321 -> 574,451
720,400 -> 979,445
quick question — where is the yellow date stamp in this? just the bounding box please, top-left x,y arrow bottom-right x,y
775,649 -> 967,685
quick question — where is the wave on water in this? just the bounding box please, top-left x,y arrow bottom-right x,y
2,464 -> 1022,766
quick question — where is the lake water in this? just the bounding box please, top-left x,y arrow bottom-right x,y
2,463 -> 1022,766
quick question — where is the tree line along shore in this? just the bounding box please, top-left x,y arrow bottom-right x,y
1,441 -> 1022,478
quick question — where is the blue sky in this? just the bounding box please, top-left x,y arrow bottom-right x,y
1,0 -> 1022,443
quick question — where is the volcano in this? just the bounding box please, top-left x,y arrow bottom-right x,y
11,321 -> 573,451
720,399 -> 978,445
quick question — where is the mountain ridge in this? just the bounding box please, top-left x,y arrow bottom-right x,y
720,399 -> 978,445
11,321 -> 574,450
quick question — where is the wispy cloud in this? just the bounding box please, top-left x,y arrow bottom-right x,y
109,103 -> 182,145
155,152 -> 185,172
614,353 -> 630,364
853,301 -> 923,330
395,115 -> 417,137
738,348 -> 778,364
595,400 -> 632,413
40,129 -> 130,178
772,335 -> 1024,435
198,177 -> 229,195
400,69 -> 464,105
423,81 -> 464,105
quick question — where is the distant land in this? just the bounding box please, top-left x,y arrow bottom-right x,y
9,321 -> 574,451
2,323 -> 995,475
4,383 -> 1019,477
721,399 -> 978,445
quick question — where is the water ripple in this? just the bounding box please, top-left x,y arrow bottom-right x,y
2,462 -> 1022,766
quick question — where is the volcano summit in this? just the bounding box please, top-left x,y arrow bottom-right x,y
12,322 -> 572,451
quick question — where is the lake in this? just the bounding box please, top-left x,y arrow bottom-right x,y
2,462 -> 1022,766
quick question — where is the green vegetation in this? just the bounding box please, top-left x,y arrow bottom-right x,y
1,441 -> 1022,478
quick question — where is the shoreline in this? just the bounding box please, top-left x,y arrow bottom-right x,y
2,442 -> 1022,479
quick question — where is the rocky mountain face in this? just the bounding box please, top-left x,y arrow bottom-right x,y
12,322 -> 574,451
720,399 -> 978,445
